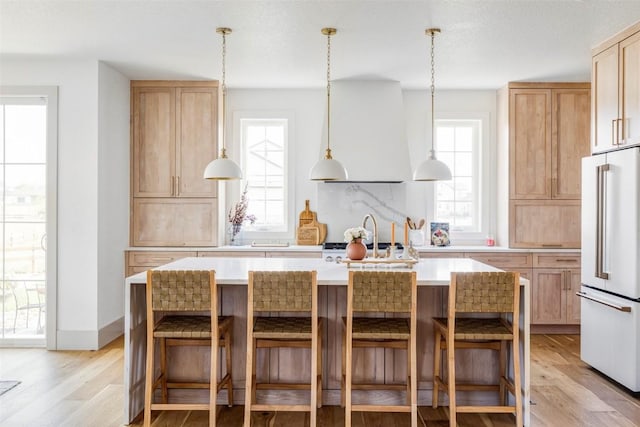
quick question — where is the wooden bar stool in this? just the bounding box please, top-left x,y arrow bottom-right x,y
244,271 -> 321,427
342,270 -> 418,427
432,271 -> 522,427
143,270 -> 233,427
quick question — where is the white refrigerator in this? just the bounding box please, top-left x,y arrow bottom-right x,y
581,146 -> 640,392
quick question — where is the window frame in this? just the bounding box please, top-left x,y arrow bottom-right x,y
428,112 -> 494,245
232,110 -> 295,242
0,86 -> 58,348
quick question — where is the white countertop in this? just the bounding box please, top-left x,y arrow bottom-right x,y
126,245 -> 580,253
125,256 -> 529,287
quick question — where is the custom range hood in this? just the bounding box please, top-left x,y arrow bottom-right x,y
321,80 -> 412,182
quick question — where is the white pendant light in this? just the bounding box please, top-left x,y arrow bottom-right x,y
310,27 -> 348,181
413,28 -> 452,182
204,27 -> 242,180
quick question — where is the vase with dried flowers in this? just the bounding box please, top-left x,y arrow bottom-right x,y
228,184 -> 257,245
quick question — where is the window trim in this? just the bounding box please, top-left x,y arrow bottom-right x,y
429,112 -> 494,245
232,110 -> 295,243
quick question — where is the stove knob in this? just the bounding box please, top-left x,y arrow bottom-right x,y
335,256 -> 342,263
325,255 -> 334,263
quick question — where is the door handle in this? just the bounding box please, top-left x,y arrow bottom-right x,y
576,292 -> 631,312
595,164 -> 610,280
176,176 -> 180,196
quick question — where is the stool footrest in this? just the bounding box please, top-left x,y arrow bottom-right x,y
250,404 -> 312,412
351,404 -> 411,413
456,405 -> 517,414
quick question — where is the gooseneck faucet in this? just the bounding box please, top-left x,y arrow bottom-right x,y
362,213 -> 379,258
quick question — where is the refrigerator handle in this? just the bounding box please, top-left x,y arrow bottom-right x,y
576,292 -> 631,312
596,164 -> 610,280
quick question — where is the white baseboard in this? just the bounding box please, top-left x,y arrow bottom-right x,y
56,316 -> 124,350
98,316 -> 124,348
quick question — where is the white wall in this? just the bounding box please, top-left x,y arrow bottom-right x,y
97,62 -> 129,345
224,87 -> 498,244
0,59 -> 121,349
226,88 -> 325,241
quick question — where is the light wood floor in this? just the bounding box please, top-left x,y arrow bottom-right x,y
0,335 -> 638,426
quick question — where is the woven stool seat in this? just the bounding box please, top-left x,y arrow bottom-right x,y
342,317 -> 410,340
253,316 -> 313,339
154,315 -> 231,338
433,317 -> 513,340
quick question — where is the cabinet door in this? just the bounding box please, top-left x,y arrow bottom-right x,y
565,268 -> 582,324
552,89 -> 591,199
132,87 -> 176,197
132,198 -> 217,246
510,89 -> 552,199
592,45 -> 619,153
510,200 -> 581,248
532,269 -> 566,324
176,87 -> 218,197
620,31 -> 640,147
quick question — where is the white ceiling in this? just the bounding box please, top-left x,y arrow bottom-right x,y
2,0 -> 640,89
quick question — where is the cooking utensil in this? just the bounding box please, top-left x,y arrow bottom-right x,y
417,219 -> 425,229
406,217 -> 415,229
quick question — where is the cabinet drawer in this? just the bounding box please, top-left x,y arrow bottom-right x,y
465,252 -> 533,268
265,251 -> 321,258
419,252 -> 464,259
127,266 -> 149,276
197,251 -> 265,258
533,253 -> 581,268
128,251 -> 196,266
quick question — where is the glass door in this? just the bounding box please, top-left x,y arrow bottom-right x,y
1,98 -> 47,343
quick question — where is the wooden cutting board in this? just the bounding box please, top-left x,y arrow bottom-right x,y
297,225 -> 320,245
296,200 -> 327,245
299,199 -> 317,226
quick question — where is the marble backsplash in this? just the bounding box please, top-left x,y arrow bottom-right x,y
317,182 -> 413,243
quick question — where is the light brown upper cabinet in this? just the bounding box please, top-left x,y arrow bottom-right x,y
592,23 -> 640,153
130,81 -> 219,247
509,86 -> 590,201
132,81 -> 218,198
506,83 -> 590,248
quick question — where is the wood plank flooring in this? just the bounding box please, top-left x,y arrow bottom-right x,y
0,334 -> 638,426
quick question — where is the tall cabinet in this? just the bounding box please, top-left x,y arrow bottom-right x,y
130,81 -> 219,246
506,82 -> 590,248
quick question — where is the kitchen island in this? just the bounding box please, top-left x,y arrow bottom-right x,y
124,257 -> 530,425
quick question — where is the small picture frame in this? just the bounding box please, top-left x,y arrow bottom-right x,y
430,222 -> 450,246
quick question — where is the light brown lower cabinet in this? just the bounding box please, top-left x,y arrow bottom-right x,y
531,268 -> 581,325
531,253 -> 581,325
126,251 -> 197,276
126,249 -> 323,277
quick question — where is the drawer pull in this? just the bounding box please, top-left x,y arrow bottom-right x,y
554,259 -> 578,262
541,244 -> 563,248
576,292 -> 631,312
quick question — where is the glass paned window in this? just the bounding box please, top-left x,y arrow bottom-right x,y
434,119 -> 481,232
241,118 -> 288,232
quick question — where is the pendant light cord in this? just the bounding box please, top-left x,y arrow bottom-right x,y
326,29 -> 333,159
220,28 -> 228,158
429,29 -> 436,158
